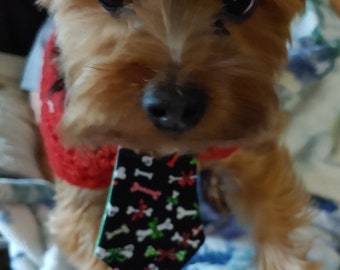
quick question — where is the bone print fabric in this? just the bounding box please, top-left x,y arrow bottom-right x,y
96,148 -> 205,270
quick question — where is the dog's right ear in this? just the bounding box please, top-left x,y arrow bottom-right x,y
36,0 -> 51,8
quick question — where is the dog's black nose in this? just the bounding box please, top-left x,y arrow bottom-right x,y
142,83 -> 207,132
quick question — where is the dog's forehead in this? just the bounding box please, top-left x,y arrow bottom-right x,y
131,0 -> 301,32
131,0 -> 222,62
133,0 -> 220,26
132,0 -> 300,15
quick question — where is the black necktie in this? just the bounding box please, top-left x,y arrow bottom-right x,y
96,148 -> 205,270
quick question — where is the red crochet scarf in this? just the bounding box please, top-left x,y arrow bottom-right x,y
39,36 -> 238,189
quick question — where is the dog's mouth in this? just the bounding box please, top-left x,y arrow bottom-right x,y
66,126 -> 245,157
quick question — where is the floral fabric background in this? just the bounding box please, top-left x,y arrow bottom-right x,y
1,0 -> 340,269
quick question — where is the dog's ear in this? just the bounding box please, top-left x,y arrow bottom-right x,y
331,0 -> 340,16
35,0 -> 51,9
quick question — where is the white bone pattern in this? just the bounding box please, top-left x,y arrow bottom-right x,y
107,203 -> 119,217
142,156 -> 154,167
134,168 -> 154,180
136,218 -> 174,242
114,167 -> 127,180
192,225 -> 204,237
96,244 -> 134,260
171,232 -> 201,248
147,264 -> 159,270
165,190 -> 180,211
120,244 -> 134,259
96,247 -> 110,260
126,206 -> 153,217
168,174 -> 197,184
106,224 -> 130,240
177,206 -> 198,220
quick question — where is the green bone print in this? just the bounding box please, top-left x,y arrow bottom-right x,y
105,246 -> 132,263
166,196 -> 179,207
144,246 -> 187,262
149,217 -> 164,239
105,224 -> 130,240
193,202 -> 200,219
190,157 -> 198,165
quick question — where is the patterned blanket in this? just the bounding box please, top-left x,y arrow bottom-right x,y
0,178 -> 340,269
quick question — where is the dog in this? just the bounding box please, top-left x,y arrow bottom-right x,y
331,0 -> 340,16
36,0 -> 320,269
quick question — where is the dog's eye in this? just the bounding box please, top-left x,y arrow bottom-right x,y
222,0 -> 256,17
98,0 -> 124,12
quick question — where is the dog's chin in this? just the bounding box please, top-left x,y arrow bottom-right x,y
59,109 -> 269,156
60,126 -> 244,157
116,138 -> 243,157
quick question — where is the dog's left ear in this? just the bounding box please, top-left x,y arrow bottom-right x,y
331,0 -> 340,16
300,0 -> 306,11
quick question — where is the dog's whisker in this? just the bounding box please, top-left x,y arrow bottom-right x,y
84,65 -> 107,71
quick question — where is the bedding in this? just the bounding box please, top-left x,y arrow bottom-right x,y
1,0 -> 340,269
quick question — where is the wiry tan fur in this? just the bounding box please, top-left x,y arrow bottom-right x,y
36,0 -> 320,269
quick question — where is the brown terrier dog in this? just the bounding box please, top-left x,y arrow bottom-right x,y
37,0 -> 320,269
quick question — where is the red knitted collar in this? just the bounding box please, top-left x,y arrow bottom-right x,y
39,36 -> 238,189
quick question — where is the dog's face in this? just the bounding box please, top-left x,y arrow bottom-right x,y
41,0 -> 303,154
